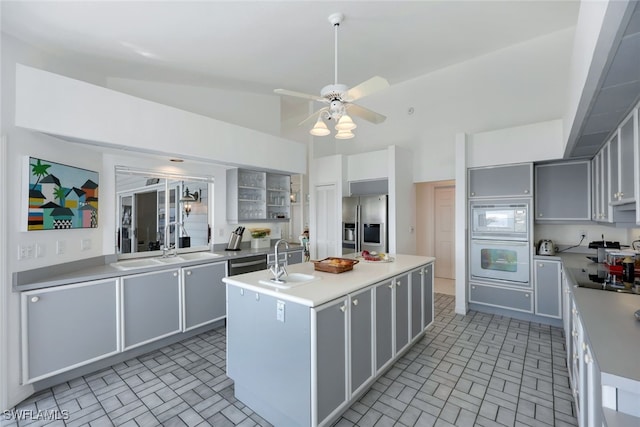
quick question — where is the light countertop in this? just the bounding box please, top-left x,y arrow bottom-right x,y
222,254 -> 435,307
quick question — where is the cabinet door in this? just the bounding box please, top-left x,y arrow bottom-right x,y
22,278 -> 119,383
535,162 -> 590,221
349,289 -> 373,395
286,250 -> 303,265
599,146 -> 611,222
183,261 -> 227,331
375,279 -> 393,372
315,298 -> 347,423
534,260 -> 562,318
468,164 -> 532,198
609,134 -> 620,204
591,157 -> 598,221
409,268 -> 422,340
422,264 -> 434,329
618,110 -> 637,203
122,269 -> 181,349
469,283 -> 533,312
394,274 -> 409,354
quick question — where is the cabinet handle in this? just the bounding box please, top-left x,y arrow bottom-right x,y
339,304 -> 346,313
582,342 -> 587,351
186,271 -> 192,276
397,281 -> 402,287
619,192 -> 624,198
584,353 -> 591,364
574,353 -> 579,360
524,189 -> 529,194
538,213 -> 543,217
352,299 -> 359,306
471,285 -> 476,289
240,288 -> 244,296
388,283 -> 393,289
419,271 -> 424,276
572,330 -> 578,337
173,272 -> 178,277
30,296 -> 39,303
571,308 -> 576,315
539,263 -> 543,268
255,293 -> 260,301
470,192 -> 475,196
525,293 -> 530,298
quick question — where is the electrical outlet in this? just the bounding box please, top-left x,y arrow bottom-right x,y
56,240 -> 66,255
578,230 -> 588,240
81,238 -> 91,251
35,243 -> 45,258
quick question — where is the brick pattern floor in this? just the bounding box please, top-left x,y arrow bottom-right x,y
2,294 -> 577,426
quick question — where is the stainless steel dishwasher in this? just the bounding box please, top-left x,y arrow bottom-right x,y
228,254 -> 267,276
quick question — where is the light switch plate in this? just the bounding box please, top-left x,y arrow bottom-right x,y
81,238 -> 91,251
56,240 -> 65,255
276,300 -> 285,322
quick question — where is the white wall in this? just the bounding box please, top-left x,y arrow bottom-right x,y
389,146 -> 416,255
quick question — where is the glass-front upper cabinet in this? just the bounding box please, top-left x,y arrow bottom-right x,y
227,168 -> 290,223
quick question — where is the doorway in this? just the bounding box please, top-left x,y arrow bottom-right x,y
416,180 -> 455,295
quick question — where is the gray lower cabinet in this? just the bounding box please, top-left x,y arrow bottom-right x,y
122,269 -> 181,350
534,259 -> 562,319
468,163 -> 533,198
287,250 -> 304,265
469,283 -> 533,313
394,274 -> 409,353
315,298 -> 348,424
349,288 -> 373,395
535,161 -> 591,221
410,270 -> 422,340
422,264 -> 434,329
375,279 -> 393,372
21,278 -> 119,383
182,261 -> 227,331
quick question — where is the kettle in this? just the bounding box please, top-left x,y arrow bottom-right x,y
537,239 -> 555,256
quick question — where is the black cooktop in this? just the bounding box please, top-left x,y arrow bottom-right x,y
571,264 -> 640,295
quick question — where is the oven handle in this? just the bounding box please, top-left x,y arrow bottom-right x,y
230,259 -> 266,268
471,240 -> 529,246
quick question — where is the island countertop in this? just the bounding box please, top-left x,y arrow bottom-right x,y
222,254 -> 435,307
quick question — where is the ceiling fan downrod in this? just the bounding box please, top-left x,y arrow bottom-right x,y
328,12 -> 344,87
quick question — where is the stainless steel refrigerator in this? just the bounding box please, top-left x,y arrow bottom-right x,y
342,195 -> 388,255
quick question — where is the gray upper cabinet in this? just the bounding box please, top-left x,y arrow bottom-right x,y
182,261 -> 227,331
535,161 -> 591,221
534,259 -> 562,319
122,269 -> 181,350
612,109 -> 637,204
21,278 -> 119,383
468,163 -> 533,198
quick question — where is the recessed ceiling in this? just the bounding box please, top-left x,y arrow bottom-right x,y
1,1 -> 579,96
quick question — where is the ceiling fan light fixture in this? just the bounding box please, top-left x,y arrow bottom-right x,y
335,113 -> 357,131
335,129 -> 355,140
310,116 -> 330,136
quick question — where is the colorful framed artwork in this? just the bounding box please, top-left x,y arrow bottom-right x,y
26,157 -> 99,230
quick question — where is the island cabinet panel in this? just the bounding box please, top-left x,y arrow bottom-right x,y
182,261 -> 227,331
287,250 -> 304,265
375,279 -> 394,372
394,274 -> 410,353
422,264 -> 434,329
410,271 -> 422,340
122,269 -> 181,350
468,163 -> 532,198
227,286 -> 312,427
534,259 -> 562,319
349,288 -> 373,395
21,278 -> 119,383
314,298 -> 348,424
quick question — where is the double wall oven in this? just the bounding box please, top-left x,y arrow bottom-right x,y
469,200 -> 531,285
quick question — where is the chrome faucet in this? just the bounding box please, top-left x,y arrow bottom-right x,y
162,221 -> 186,258
270,239 -> 289,282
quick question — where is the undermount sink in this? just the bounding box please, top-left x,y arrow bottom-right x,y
177,252 -> 223,261
110,258 -> 163,270
259,273 -> 321,289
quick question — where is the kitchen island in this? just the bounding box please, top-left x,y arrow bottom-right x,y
222,254 -> 435,427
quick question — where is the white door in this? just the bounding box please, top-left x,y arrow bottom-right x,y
434,186 -> 455,279
314,184 -> 337,259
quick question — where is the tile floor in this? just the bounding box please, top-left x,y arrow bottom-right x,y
2,294 -> 577,427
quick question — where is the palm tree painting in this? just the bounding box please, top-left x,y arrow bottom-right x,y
27,157 -> 99,230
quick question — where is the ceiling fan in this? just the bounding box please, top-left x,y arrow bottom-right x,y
274,12 -> 389,139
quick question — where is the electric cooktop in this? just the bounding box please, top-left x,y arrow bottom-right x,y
571,264 -> 640,295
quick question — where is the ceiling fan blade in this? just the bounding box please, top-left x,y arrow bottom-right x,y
344,76 -> 389,102
274,88 -> 326,103
297,107 -> 329,126
346,104 -> 386,124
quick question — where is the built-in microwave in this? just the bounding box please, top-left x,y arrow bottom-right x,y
470,200 -> 529,241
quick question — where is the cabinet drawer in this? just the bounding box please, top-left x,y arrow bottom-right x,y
469,283 -> 533,312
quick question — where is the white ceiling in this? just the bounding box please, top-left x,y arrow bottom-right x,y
1,1 -> 580,97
